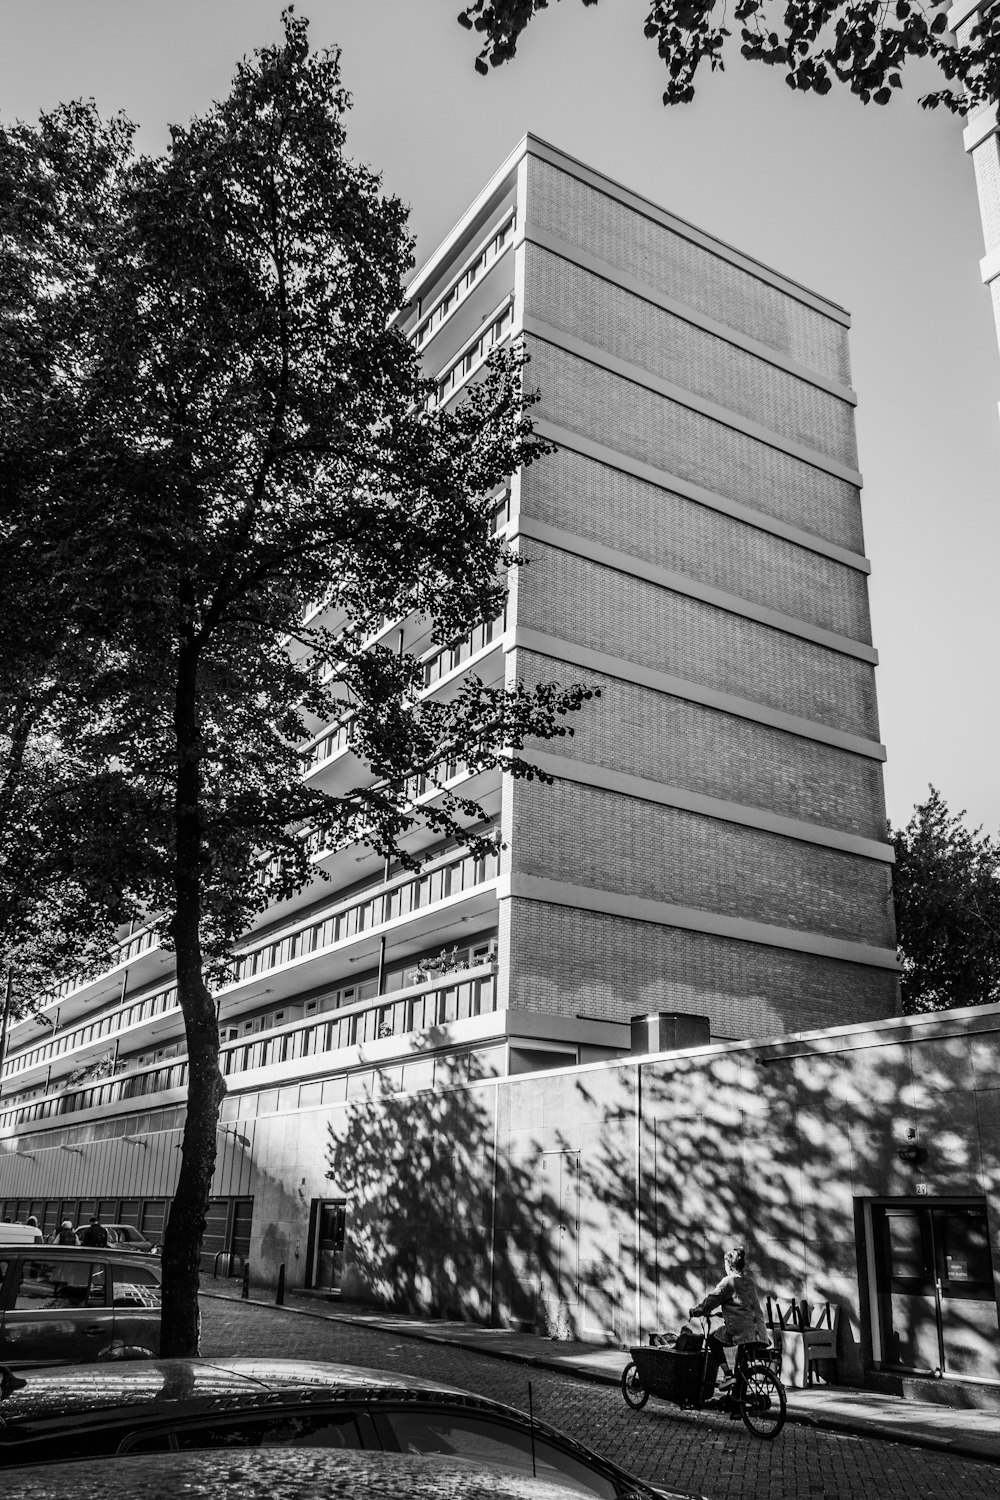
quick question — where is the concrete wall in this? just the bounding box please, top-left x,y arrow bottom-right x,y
242,1002 -> 1000,1388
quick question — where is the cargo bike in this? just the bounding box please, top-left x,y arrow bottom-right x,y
620,1316 -> 787,1440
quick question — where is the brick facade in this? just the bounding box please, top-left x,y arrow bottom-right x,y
505,138 -> 897,1038
503,897 -> 899,1033
519,448 -> 873,642
525,155 -> 852,383
527,339 -> 864,552
515,653 -> 887,841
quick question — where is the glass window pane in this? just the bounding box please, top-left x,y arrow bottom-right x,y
380,1411 -> 615,1497
886,1213 -> 926,1280
112,1263 -> 162,1307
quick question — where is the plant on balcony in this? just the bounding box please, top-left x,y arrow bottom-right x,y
2,11 -> 596,1356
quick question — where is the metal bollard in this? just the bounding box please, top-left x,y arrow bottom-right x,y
241,1262 -> 250,1300
276,1262 -> 285,1307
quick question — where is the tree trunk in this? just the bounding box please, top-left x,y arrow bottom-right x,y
159,642 -> 226,1357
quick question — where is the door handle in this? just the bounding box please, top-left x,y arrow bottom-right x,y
82,1325 -> 104,1335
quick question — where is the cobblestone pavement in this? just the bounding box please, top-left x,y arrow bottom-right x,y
200,1299 -> 999,1500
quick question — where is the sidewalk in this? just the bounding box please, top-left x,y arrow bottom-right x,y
203,1283 -> 1000,1464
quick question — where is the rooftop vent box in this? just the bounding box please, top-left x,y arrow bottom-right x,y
630,1012 -> 710,1056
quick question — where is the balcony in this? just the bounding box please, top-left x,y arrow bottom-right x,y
300,611 -> 506,794
7,922 -> 173,1043
412,209 -> 515,353
218,843 -> 501,1010
0,959 -> 500,1134
3,842 -> 501,1093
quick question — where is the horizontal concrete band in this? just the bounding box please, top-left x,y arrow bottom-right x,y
497,872 -> 901,971
530,420 -> 870,573
948,0 -> 987,32
526,227 -> 858,405
523,315 -> 864,486
405,134 -> 852,324
526,749 -> 894,862
522,136 -> 852,326
980,243 -> 1000,286
511,515 -> 878,663
509,625 -> 887,761
963,103 -> 999,153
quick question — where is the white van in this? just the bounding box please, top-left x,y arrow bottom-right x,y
0,1224 -> 44,1244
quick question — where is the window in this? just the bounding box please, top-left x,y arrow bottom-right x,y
377,1409 -> 616,1497
112,1262 -> 162,1307
119,1411 -> 364,1453
14,1257 -> 105,1310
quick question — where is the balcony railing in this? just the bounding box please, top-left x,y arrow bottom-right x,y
302,716 -> 356,772
0,964 -> 499,1131
431,299 -> 515,410
225,843 -> 499,990
301,610 -> 507,775
3,982 -> 180,1083
34,924 -> 161,1012
412,210 -> 515,352
422,611 -> 505,689
4,842 -> 499,1088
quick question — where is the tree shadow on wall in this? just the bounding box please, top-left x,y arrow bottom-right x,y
574,1027 -> 1000,1381
325,1038 -> 562,1326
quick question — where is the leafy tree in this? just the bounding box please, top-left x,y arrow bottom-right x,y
3,12 -> 593,1354
458,0 -> 1000,111
890,787 -> 1000,1014
1,103 -> 148,1027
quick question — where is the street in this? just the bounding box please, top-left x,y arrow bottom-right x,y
200,1297 -> 998,1500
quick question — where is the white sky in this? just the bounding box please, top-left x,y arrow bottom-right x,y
3,0 -> 998,835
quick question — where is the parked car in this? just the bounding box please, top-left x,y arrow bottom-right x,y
0,1243 -> 161,1366
0,1447 -> 617,1499
0,1357 -> 688,1497
0,1226 -> 42,1245
102,1225 -> 158,1253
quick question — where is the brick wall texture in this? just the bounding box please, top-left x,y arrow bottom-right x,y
525,154 -> 852,386
527,339 -> 863,554
973,139 -> 1000,253
514,652 -> 887,841
504,897 -> 899,1035
524,243 -> 857,467
508,776 -> 895,948
516,541 -> 880,740
497,153 -> 894,1037
519,447 -> 872,643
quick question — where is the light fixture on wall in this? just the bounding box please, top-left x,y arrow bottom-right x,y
14,1149 -> 36,1160
59,1144 -> 84,1155
897,1144 -> 927,1166
123,1135 -> 148,1149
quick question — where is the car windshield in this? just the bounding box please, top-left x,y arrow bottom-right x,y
379,1409 -> 618,1498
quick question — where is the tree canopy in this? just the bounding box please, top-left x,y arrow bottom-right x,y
890,787 -> 1000,1014
1,10 -> 592,1353
458,0 -> 1000,111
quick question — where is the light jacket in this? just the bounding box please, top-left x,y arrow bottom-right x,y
693,1269 -> 767,1345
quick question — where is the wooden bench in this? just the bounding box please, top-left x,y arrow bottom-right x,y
765,1296 -> 839,1386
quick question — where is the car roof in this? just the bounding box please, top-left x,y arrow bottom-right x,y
0,1243 -> 154,1259
0,1358 -> 483,1428
2,1448 -> 592,1499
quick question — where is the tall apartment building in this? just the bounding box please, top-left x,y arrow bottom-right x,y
0,137 -> 897,1283
953,0 -> 1000,378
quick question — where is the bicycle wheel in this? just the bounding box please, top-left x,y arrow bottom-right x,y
621,1362 -> 649,1409
738,1365 -> 786,1439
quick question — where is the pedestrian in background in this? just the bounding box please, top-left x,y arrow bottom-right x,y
78,1216 -> 109,1248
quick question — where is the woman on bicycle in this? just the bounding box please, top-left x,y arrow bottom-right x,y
690,1245 -> 767,1393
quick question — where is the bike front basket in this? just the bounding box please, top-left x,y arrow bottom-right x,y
629,1345 -> 706,1403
